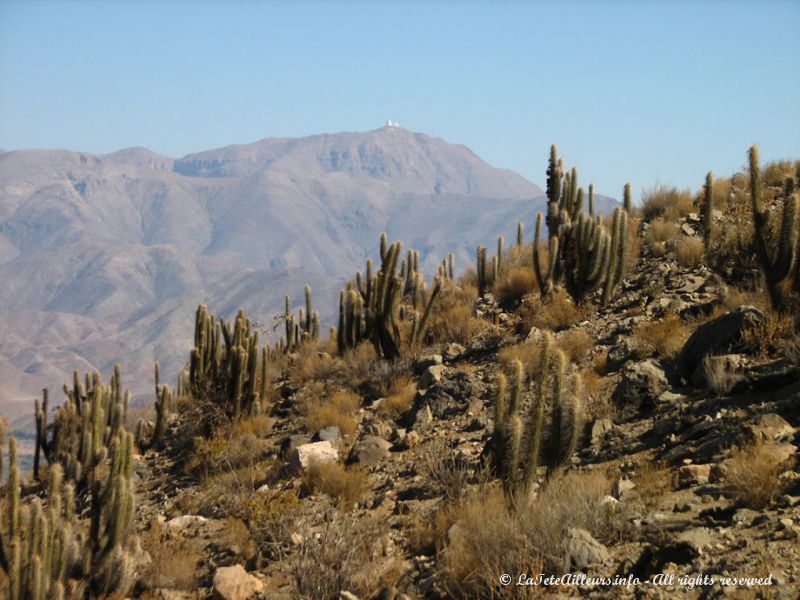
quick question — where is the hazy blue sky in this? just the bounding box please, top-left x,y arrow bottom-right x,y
1,0 -> 798,198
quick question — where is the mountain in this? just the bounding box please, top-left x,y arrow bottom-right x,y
0,125 -> 613,432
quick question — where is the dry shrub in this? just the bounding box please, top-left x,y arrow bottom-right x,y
406,509 -> 454,556
642,185 -> 694,221
632,461 -> 671,512
645,218 -> 680,245
632,314 -> 691,359
303,389 -> 361,437
302,461 -> 370,509
241,488 -> 304,561
498,339 -> 543,380
427,304 -> 486,346
675,237 -> 704,267
339,341 -> 379,384
522,287 -> 581,331
376,374 -> 416,419
701,355 -> 742,396
291,510 -> 399,600
231,414 -> 272,437
437,472 -> 617,598
494,266 -> 537,308
557,329 -> 592,363
424,442 -> 473,502
741,311 -> 797,359
139,519 -> 203,591
727,441 -> 794,509
286,345 -> 337,383
187,431 -> 272,479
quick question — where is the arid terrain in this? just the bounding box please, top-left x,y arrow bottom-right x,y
0,144 -> 798,600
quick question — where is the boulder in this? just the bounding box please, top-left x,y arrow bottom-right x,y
679,306 -> 765,379
676,464 -> 711,488
412,355 -> 443,375
348,435 -> 392,466
612,359 -> 669,421
314,426 -> 342,446
744,413 -> 794,443
565,528 -> 610,570
290,440 -> 338,471
419,364 -> 446,388
212,565 -> 263,600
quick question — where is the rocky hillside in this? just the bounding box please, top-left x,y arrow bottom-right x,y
1,127 -> 623,430
1,145 -> 797,599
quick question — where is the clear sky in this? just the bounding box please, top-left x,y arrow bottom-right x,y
1,0 -> 798,199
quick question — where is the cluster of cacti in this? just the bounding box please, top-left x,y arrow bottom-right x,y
437,253 -> 455,281
134,363 -> 175,451
33,366 -> 128,487
475,235 -> 505,298
338,233 -> 442,358
282,286 -> 321,352
492,332 -> 582,496
748,145 -> 799,311
2,427 -> 135,598
190,305 -> 268,420
533,145 -> 630,306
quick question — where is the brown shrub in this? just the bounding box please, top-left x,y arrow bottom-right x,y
286,345 -> 336,383
302,461 -> 370,510
494,266 -> 537,308
522,287 -> 581,331
701,355 -> 742,396
642,185 -> 694,221
303,390 -> 361,437
139,519 -> 203,591
632,461 -> 672,512
645,218 -> 680,245
376,374 -> 416,419
727,441 -> 794,509
427,304 -> 486,346
675,237 -> 704,267
632,314 -> 692,359
437,472 -> 618,598
498,339 -> 543,380
557,329 -> 592,363
741,311 -> 797,359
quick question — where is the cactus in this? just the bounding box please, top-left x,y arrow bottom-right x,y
497,235 -> 504,272
476,245 -> 488,298
748,145 -> 799,311
600,206 -> 630,306
492,332 -> 582,496
517,222 -> 524,246
533,213 -> 559,296
703,171 -> 714,249
190,306 -> 266,423
562,212 -> 612,303
623,182 -> 632,213
588,183 -> 595,216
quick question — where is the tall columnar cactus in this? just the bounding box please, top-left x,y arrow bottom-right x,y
623,182 -> 632,214
496,235 -> 504,272
588,183 -> 595,216
476,245 -> 488,298
545,145 -> 564,239
748,145 -> 799,311
533,213 -> 559,296
492,332 -> 582,496
703,171 -> 714,249
190,306 -> 266,421
562,212 -> 612,302
599,206 -> 630,306
517,222 -> 524,246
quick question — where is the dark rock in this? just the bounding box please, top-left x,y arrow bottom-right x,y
679,305 -> 765,379
280,434 -> 312,460
314,426 -> 342,445
606,338 -> 643,371
612,359 -> 669,421
347,435 -> 392,466
412,355 -> 442,375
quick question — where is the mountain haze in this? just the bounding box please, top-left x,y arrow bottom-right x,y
0,125 -> 614,432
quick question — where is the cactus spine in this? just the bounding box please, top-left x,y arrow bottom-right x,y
748,145 -> 799,311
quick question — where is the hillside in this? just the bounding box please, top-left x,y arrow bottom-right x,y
1,144 -> 797,599
0,127 -> 622,430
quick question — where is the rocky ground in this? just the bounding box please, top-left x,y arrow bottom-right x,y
126,213 -> 800,600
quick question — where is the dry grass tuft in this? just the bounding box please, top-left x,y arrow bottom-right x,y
301,461 -> 370,509
632,314 -> 692,359
139,519 -> 203,591
557,329 -> 593,363
727,441 -> 794,509
522,287 -> 581,331
741,311 -> 797,359
701,355 -> 742,396
498,339 -> 543,380
437,472 -> 618,598
675,237 -> 705,267
303,389 -> 361,437
642,185 -> 695,221
376,374 -> 416,419
427,304 -> 486,346
645,218 -> 681,245
494,266 -> 537,308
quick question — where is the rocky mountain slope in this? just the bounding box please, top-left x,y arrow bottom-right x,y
0,126 -> 618,430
